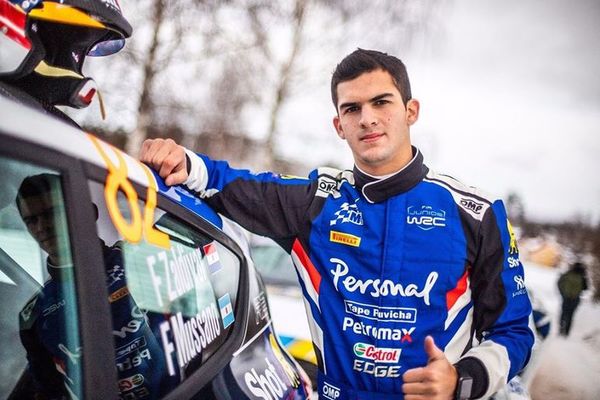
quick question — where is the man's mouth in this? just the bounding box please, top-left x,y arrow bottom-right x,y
361,132 -> 384,143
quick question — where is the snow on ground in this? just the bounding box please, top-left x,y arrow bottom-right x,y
524,262 -> 600,400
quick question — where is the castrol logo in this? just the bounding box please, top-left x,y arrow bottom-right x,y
353,342 -> 401,363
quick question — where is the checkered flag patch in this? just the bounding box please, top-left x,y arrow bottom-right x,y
330,202 -> 363,226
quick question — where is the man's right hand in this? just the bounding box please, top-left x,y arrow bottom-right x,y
139,138 -> 188,186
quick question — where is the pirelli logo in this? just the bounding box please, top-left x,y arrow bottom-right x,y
330,230 -> 361,247
109,286 -> 130,303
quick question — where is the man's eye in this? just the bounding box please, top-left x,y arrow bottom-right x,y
374,99 -> 389,106
344,106 -> 358,114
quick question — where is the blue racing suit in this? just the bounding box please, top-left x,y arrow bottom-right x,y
183,146 -> 534,399
19,242 -> 172,399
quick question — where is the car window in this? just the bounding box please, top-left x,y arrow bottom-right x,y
0,156 -> 81,399
251,243 -> 297,287
88,179 -> 241,398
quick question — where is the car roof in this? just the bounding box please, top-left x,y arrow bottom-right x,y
0,96 -> 222,228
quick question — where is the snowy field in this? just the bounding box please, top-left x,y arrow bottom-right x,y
524,263 -> 600,400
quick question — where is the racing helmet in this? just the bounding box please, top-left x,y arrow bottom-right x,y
0,0 -> 132,108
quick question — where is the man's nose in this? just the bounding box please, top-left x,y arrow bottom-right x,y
359,106 -> 378,128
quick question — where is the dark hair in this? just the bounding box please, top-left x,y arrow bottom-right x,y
331,48 -> 412,110
15,173 -> 60,215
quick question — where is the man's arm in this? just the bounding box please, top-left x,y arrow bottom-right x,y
457,201 -> 534,399
139,138 -> 318,246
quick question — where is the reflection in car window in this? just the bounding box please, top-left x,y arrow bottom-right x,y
88,180 -> 241,398
0,158 -> 81,399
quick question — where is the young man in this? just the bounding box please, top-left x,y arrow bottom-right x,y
140,49 -> 534,400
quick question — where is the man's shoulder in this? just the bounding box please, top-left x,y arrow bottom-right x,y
423,169 -> 500,220
309,166 -> 355,198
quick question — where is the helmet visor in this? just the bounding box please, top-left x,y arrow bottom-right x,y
88,37 -> 125,56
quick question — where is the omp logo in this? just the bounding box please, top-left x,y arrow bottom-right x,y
460,198 -> 484,214
330,201 -> 363,226
507,220 -> 519,254
317,178 -> 338,198
353,343 -> 401,363
322,382 -> 341,400
330,230 -> 361,247
406,205 -> 446,230
330,258 -> 438,305
113,306 -> 148,338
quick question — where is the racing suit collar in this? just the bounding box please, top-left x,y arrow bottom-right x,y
353,146 -> 428,203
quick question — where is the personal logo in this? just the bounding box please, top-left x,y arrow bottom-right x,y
330,258 -> 438,305
330,201 -> 363,226
507,220 -> 519,255
330,230 -> 361,247
460,198 -> 484,214
406,205 -> 446,231
353,342 -> 401,363
203,242 -> 222,274
218,293 -> 235,328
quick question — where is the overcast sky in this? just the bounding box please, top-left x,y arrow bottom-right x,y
273,0 -> 600,223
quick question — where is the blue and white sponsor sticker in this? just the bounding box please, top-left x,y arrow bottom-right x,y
203,242 -> 222,274
218,293 -> 234,329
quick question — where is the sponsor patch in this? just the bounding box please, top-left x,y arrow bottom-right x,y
118,373 -> 144,392
330,201 -> 363,226
218,293 -> 235,328
512,275 -> 527,297
460,198 -> 484,214
406,205 -> 446,230
203,242 -> 222,274
330,230 -> 361,247
344,300 -> 417,323
353,342 -> 401,363
322,381 -> 341,400
116,337 -> 147,359
109,286 -> 130,303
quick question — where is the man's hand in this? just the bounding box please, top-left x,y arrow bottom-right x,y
139,138 -> 188,186
402,336 -> 458,400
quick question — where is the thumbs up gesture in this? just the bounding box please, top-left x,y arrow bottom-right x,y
402,336 -> 458,399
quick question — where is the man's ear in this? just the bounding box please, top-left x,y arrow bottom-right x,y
333,115 -> 345,139
406,99 -> 420,126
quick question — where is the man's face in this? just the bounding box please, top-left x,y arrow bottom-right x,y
18,193 -> 60,262
333,69 -> 419,175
